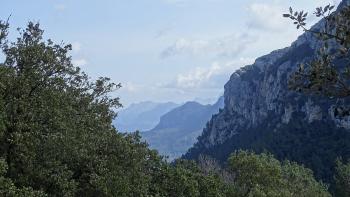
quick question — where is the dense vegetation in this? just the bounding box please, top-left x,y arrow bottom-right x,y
0,20 -> 340,196
227,151 -> 331,197
1,2 -> 350,195
184,111 -> 350,190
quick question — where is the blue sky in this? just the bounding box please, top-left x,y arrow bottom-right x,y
0,0 -> 341,106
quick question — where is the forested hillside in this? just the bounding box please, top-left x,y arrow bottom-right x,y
0,0 -> 349,196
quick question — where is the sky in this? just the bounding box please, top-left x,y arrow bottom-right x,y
0,0 -> 341,106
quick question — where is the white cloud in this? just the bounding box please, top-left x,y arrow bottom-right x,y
72,58 -> 87,67
163,58 -> 254,90
160,33 -> 256,58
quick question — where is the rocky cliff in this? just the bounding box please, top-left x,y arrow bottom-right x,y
184,1 -> 350,183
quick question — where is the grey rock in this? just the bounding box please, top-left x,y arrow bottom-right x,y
191,3 -> 350,149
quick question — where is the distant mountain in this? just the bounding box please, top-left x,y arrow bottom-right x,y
142,97 -> 224,161
114,101 -> 179,132
183,1 -> 350,186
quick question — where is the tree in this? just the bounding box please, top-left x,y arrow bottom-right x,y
334,159 -> 350,197
0,17 -> 340,196
284,4 -> 350,98
0,20 -> 239,197
0,20 -> 168,196
150,159 -> 235,197
0,158 -> 46,196
228,150 -> 331,197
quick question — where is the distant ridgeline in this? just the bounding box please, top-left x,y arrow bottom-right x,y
142,97 -> 224,161
2,1 -> 350,196
113,101 -> 179,132
183,1 -> 350,185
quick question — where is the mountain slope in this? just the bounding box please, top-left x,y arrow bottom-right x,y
114,101 -> 179,132
184,1 -> 350,184
142,97 -> 224,161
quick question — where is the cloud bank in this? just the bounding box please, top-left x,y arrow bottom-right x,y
163,58 -> 254,90
160,33 -> 256,59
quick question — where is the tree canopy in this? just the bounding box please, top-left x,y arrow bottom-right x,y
228,150 -> 331,197
334,159 -> 350,197
0,18 -> 343,196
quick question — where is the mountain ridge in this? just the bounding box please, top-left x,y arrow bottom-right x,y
183,1 -> 350,184
142,97 -> 224,161
114,101 -> 179,132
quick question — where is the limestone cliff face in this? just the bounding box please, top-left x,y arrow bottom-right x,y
196,11 -> 350,149
183,2 -> 350,181
201,44 -> 336,147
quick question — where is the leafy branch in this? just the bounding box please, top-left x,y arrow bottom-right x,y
283,4 -> 350,98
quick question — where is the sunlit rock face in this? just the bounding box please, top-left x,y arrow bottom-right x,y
199,39 -> 350,148
184,1 -> 350,183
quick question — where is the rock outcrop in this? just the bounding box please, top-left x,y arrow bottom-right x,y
184,1 -> 350,183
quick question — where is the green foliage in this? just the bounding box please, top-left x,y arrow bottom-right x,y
229,151 -> 283,196
186,112 -> 350,188
0,158 -> 46,197
0,20 -> 338,196
149,159 -> 234,197
334,159 -> 350,197
0,20 -> 236,197
281,161 -> 331,197
228,150 -> 331,197
0,21 -> 128,196
0,20 -> 165,196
